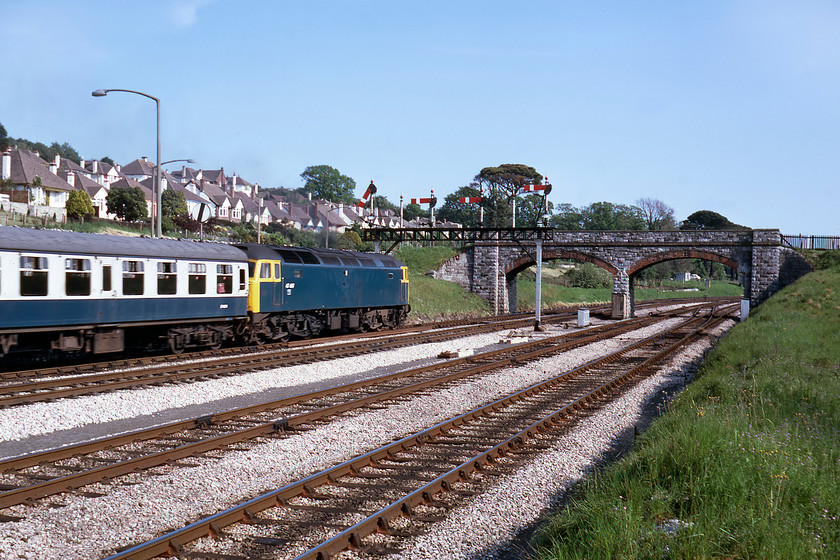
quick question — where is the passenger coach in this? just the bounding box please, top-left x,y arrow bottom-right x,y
0,226 -> 249,357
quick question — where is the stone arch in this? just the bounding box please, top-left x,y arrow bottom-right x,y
505,249 -> 619,276
625,249 -> 743,317
503,250 -> 619,313
627,249 -> 740,276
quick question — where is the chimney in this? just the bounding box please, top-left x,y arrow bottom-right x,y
116,164 -> 121,173
92,160 -> 99,174
49,160 -> 57,175
67,172 -> 76,187
54,154 -> 61,168
80,158 -> 86,169
1,149 -> 11,180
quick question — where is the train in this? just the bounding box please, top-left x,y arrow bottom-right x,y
0,225 -> 410,358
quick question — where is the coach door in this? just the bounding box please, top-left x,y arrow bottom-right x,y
272,262 -> 283,306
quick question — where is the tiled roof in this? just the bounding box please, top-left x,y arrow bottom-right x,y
5,149 -> 73,191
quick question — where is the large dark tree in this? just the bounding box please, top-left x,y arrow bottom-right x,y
106,186 -> 148,222
300,165 -> 357,204
0,122 -> 8,151
680,210 -> 747,230
473,164 -> 543,227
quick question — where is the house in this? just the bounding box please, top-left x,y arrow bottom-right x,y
0,148 -> 73,208
121,157 -> 156,182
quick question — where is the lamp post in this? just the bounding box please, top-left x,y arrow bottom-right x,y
92,88 -> 162,237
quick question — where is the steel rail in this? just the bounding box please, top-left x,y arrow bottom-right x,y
100,306 -> 732,560
0,310 -> 678,509
0,308 -> 594,408
0,297 -> 728,383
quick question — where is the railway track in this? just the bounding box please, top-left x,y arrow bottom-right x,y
98,304 -> 734,560
0,310 -> 587,408
0,298 -> 732,409
0,306 -> 700,512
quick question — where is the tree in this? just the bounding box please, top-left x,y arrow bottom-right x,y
100,156 -> 115,166
300,165 -> 357,204
475,164 -> 543,227
680,210 -> 747,230
0,122 -> 8,151
403,202 -> 427,222
106,186 -> 148,222
635,198 -> 676,231
337,230 -> 364,250
580,201 -> 645,230
66,189 -> 95,222
161,190 -> 188,218
436,186 -> 482,227
549,203 -> 584,230
517,194 -> 554,227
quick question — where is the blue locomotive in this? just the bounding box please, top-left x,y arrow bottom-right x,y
0,226 -> 409,357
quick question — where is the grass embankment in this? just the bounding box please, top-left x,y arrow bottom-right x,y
530,262 -> 840,559
394,246 -> 490,321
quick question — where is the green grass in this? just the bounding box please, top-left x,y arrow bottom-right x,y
516,277 -> 744,311
529,267 -> 840,559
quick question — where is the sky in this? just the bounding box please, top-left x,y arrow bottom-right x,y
1,1 -> 838,234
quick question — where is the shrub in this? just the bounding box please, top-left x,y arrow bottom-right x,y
566,262 -> 612,288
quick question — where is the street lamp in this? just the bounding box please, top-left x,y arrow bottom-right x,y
92,88 -> 162,238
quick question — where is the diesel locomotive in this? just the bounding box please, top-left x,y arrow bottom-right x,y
0,226 -> 409,358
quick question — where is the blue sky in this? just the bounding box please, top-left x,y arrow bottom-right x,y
1,1 -> 838,234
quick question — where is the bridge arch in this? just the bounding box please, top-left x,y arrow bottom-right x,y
627,249 -> 739,276
505,249 -> 619,276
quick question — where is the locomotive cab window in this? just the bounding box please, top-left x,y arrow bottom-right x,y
260,262 -> 271,279
20,256 -> 48,296
157,262 -> 177,295
217,264 -> 233,294
122,260 -> 144,295
188,263 -> 206,294
65,258 -> 91,296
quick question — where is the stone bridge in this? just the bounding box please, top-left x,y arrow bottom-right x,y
433,229 -> 811,318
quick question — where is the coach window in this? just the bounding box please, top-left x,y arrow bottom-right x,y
122,260 -> 144,295
102,265 -> 112,292
65,258 -> 92,296
20,256 -> 48,296
188,263 -> 207,294
157,262 -> 177,295
239,268 -> 246,291
217,264 -> 233,294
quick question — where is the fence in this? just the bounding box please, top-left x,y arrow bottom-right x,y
782,235 -> 840,250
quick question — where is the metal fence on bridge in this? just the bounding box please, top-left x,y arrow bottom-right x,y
782,235 -> 840,250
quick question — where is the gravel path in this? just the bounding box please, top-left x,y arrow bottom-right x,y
0,311 -> 729,559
